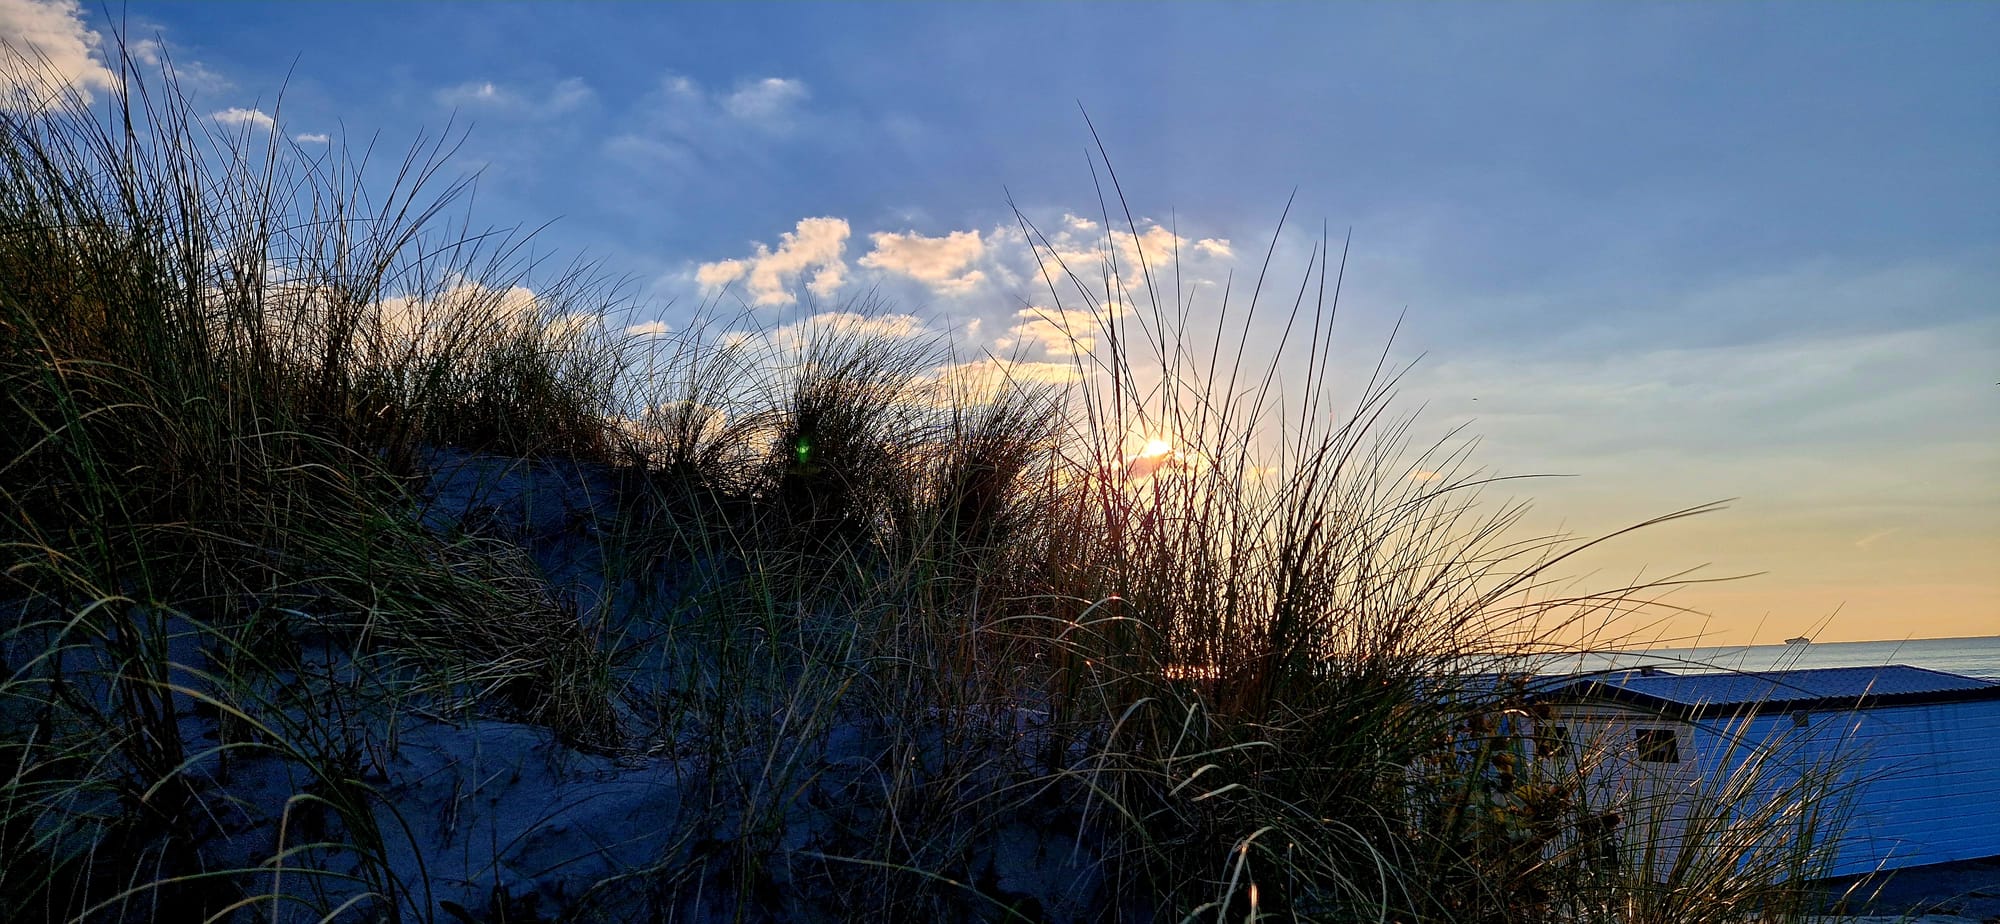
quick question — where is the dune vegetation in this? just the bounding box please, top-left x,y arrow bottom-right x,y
1,52 -> 1849,923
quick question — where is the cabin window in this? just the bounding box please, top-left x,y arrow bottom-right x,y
1538,725 -> 1571,759
1635,728 -> 1681,764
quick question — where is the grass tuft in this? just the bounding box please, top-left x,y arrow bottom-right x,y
0,42 -> 1857,924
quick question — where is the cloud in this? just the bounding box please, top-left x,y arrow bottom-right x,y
1422,313 -> 2000,462
758,311 -> 929,350
544,311 -> 603,341
807,260 -> 845,298
129,37 -> 229,94
371,283 -> 544,353
1853,527 -> 1901,550
714,312 -> 932,367
931,357 -> 1084,402
695,217 -> 850,307
293,132 -> 330,144
997,214 -> 1235,301
623,399 -> 732,448
1123,448 -> 1185,482
626,320 -> 673,338
859,229 -> 986,296
1111,224 -> 1192,273
631,73 -> 811,132
674,211 -> 1232,364
546,76 -> 593,109
435,76 -> 593,117
1027,221 -> 1192,273
0,0 -> 117,108
250,280 -> 580,366
1005,310 -> 1091,357
1003,303 -> 1134,357
721,76 -> 808,126
437,80 -> 506,106
695,258 -> 749,289
212,107 -> 276,130
604,72 -> 815,175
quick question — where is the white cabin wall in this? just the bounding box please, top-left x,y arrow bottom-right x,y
1710,699 -> 2000,875
1540,706 -> 1702,877
1551,699 -> 2000,878
1813,699 -> 2000,874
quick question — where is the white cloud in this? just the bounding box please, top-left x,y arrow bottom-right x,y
1004,303 -> 1135,357
370,283 -> 544,354
806,260 -> 845,299
695,217 -> 851,307
1007,308 -> 1093,357
546,77 -> 593,111
626,320 -> 673,338
212,107 -> 276,130
127,36 -> 161,64
545,311 -> 602,341
293,132 -> 330,144
695,258 -> 750,290
251,280 -> 579,366
1003,215 -> 1233,291
0,0 -> 117,108
129,37 -> 229,94
859,229 -> 987,296
438,80 -> 508,106
760,311 -> 928,350
604,73 -> 816,180
435,76 -> 593,117
632,73 -> 810,131
931,358 -> 1084,403
721,76 -> 808,126
1111,224 -> 1190,272
718,311 -> 932,366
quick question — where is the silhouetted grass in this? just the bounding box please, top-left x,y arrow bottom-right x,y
0,46 -> 1855,923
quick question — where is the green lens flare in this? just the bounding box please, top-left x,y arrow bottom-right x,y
794,438 -> 811,464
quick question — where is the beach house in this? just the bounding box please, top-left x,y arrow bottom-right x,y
1537,665 -> 2000,878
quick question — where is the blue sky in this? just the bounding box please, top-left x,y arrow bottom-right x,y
8,0 -> 1996,642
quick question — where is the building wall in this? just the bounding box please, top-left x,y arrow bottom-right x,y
1801,698 -> 2000,874
1544,698 -> 2000,878
1538,706 -> 1700,877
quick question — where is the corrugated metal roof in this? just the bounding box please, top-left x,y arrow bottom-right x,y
1546,665 -> 2000,716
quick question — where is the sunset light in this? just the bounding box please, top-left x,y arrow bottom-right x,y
4,2 -> 1994,920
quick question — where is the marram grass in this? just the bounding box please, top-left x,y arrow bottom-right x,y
0,47 -> 1852,923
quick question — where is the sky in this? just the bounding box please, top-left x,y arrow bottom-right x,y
5,0 -> 1995,644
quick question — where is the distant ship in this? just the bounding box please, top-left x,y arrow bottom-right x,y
1786,636 -> 1812,645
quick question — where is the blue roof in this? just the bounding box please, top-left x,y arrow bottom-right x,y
1548,665 -> 2000,716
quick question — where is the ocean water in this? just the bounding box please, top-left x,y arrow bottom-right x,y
1536,635 -> 2000,682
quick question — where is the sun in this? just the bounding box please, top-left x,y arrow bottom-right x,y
1139,437 -> 1175,458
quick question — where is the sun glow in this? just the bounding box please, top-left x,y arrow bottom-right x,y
1119,434 -> 1184,481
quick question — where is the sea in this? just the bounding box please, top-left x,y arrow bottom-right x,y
1532,634 -> 2000,682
